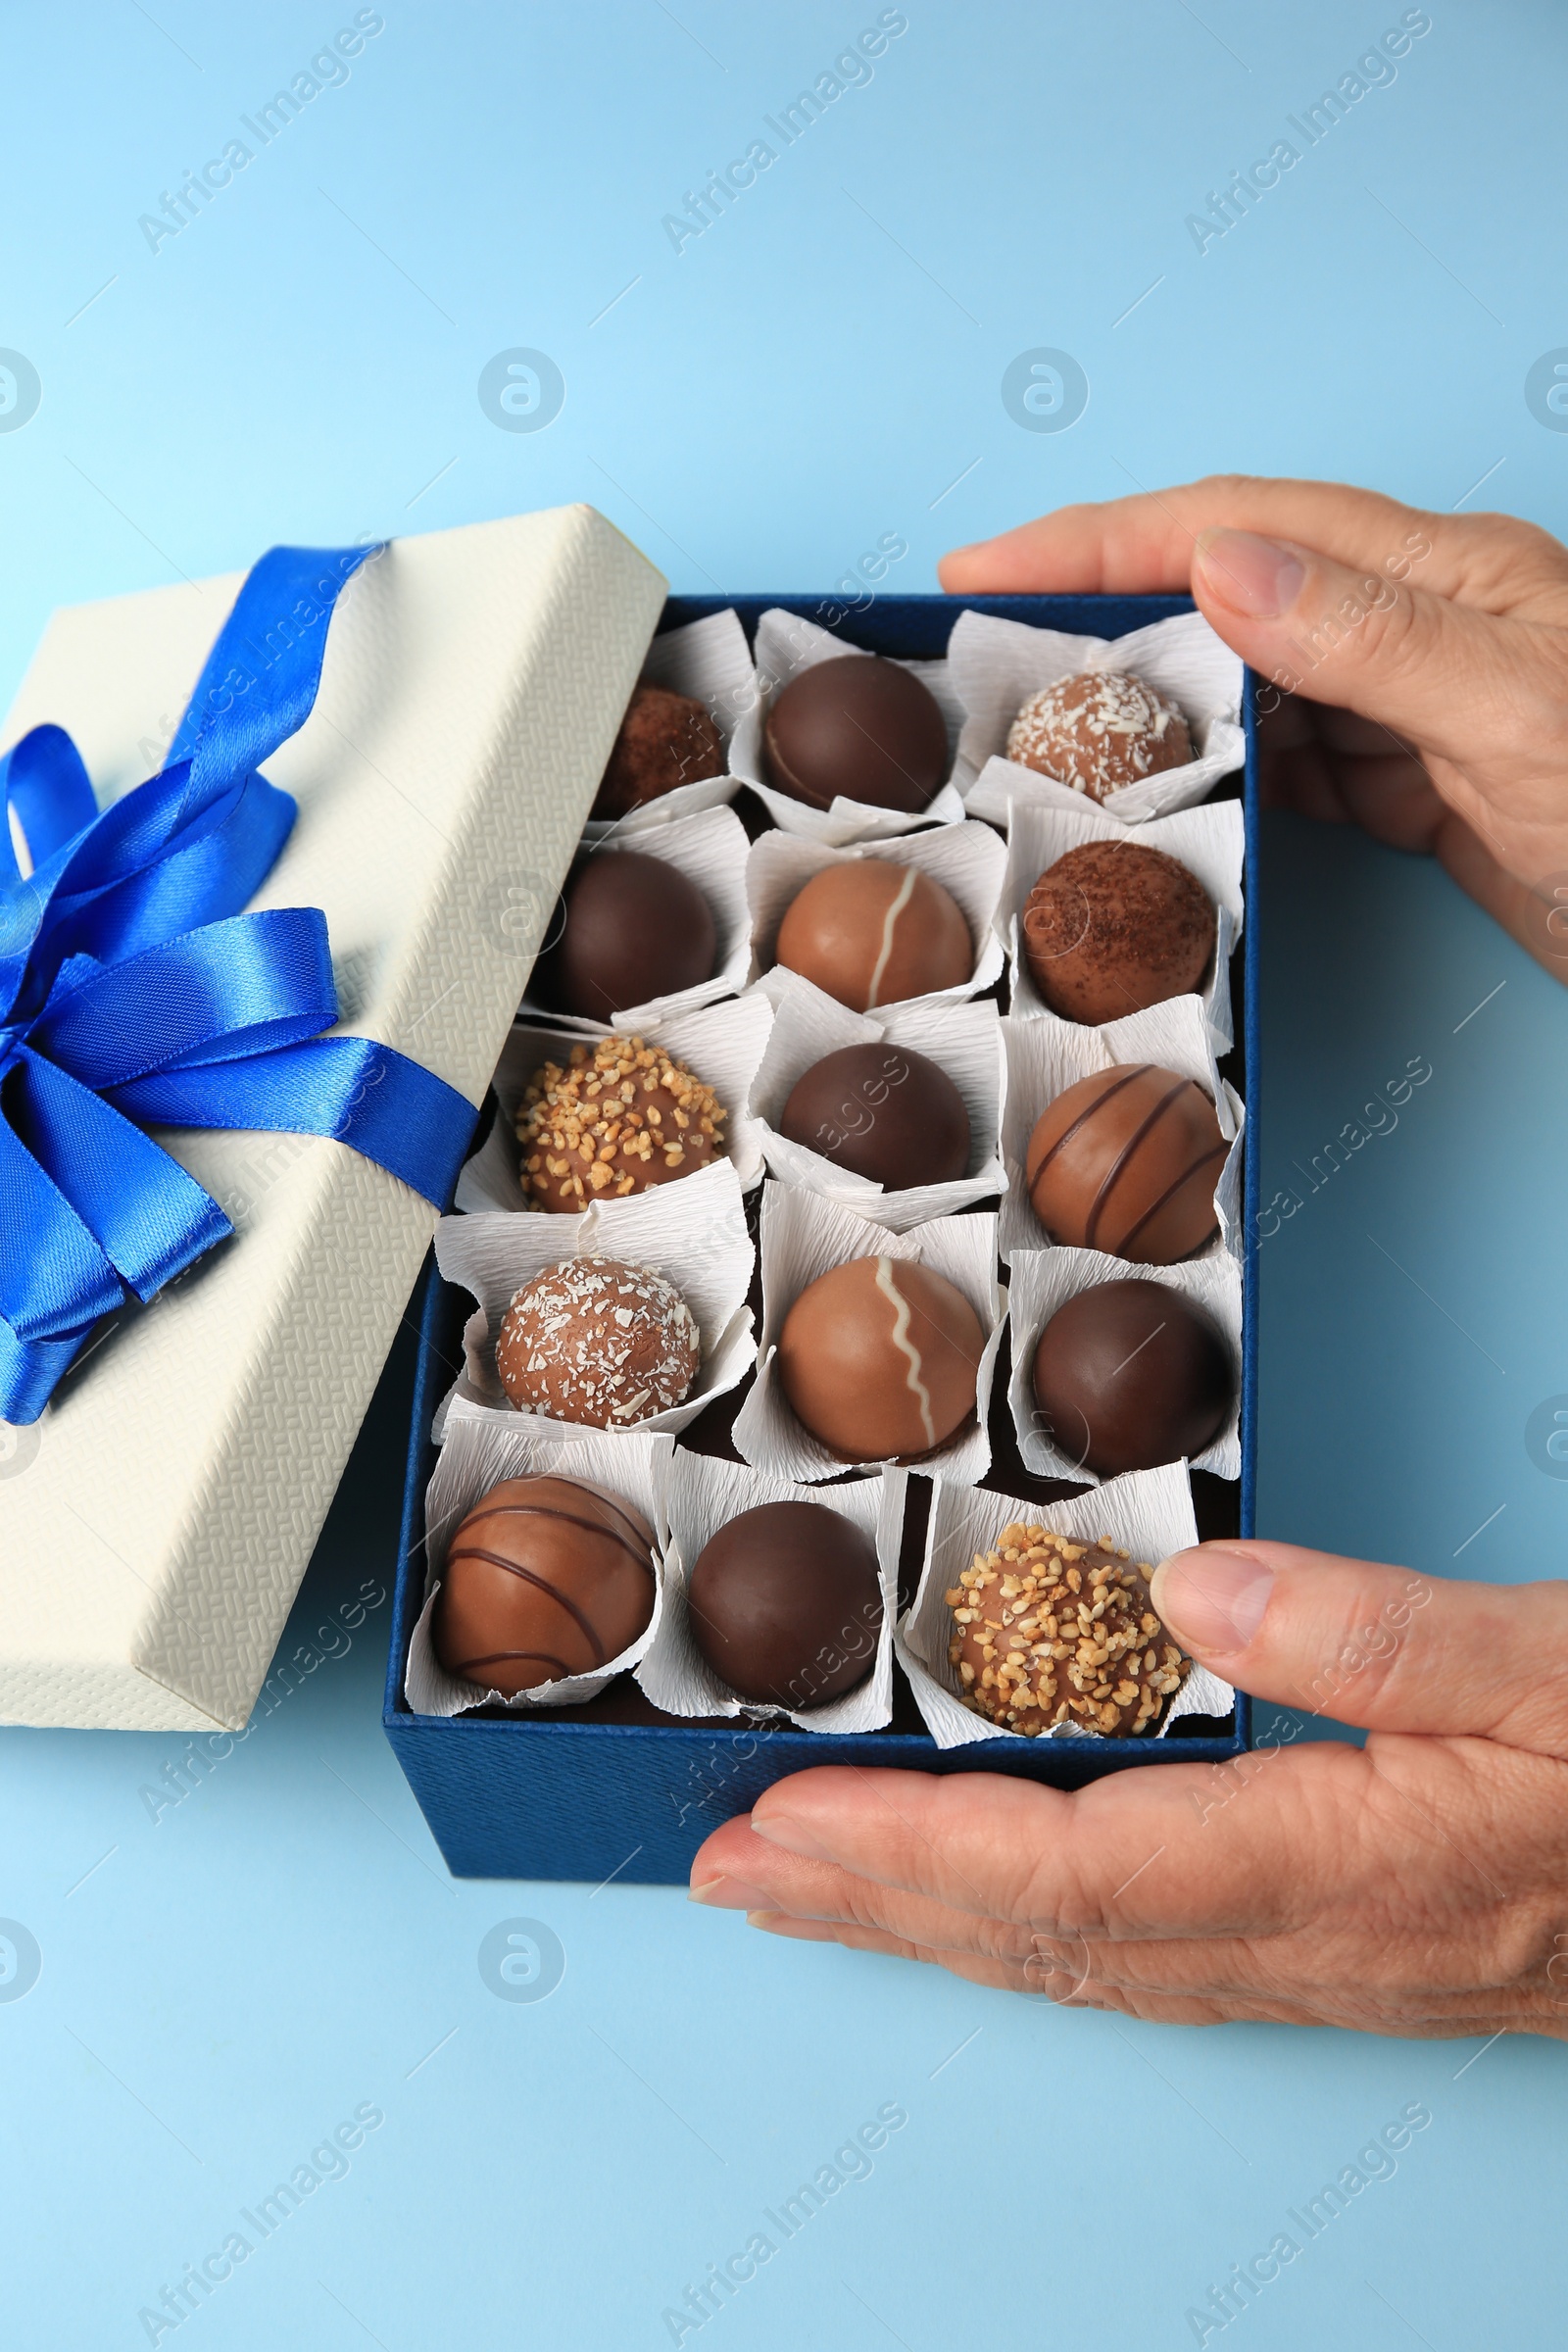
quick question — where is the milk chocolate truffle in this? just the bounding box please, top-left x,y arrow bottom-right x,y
1022,840 -> 1215,1024
516,1036 -> 725,1211
433,1474 -> 657,1695
763,656 -> 948,814
774,861 -> 972,1012
497,1257 -> 700,1426
1031,1278 -> 1233,1477
946,1526 -> 1191,1737
1025,1064 -> 1227,1263
778,1255 -> 984,1462
537,850 -> 717,1021
1006,670 -> 1193,803
780,1043 -> 970,1189
592,682 -> 723,820
687,1499 -> 883,1707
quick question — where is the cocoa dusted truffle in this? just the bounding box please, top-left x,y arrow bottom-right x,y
1031,1278 -> 1233,1477
592,682 -> 723,820
687,1499 -> 883,1707
763,655 -> 948,814
515,1036 -> 725,1212
1022,840 -> 1215,1024
780,1043 -> 970,1190
946,1527 -> 1191,1737
774,861 -> 972,1012
778,1254 -> 984,1462
536,850 -> 717,1021
433,1474 -> 657,1696
1007,670 -> 1193,802
497,1256 -> 700,1426
1024,1064 -> 1227,1263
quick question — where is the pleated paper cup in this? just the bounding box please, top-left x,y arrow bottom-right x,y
746,822 -> 1006,1014
582,607 -> 753,840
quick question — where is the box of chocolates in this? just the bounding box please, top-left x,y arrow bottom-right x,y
382,585 -> 1257,1884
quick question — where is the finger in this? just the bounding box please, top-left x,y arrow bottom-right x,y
1150,1541 -> 1568,1751
938,476 -> 1446,597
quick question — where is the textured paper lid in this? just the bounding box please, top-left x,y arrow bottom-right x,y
0,506 -> 666,1730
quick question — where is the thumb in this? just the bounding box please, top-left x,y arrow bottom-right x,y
1150,1539 -> 1568,1755
1190,526 -> 1499,760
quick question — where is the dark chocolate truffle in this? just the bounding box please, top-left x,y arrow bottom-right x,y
537,849 -> 716,1020
687,1499 -> 883,1707
1024,1064 -> 1228,1264
945,1525 -> 1190,1737
593,682 -> 724,820
1031,1278 -> 1233,1476
774,861 -> 972,1012
778,1254 -> 984,1462
779,1043 -> 970,1189
515,1036 -> 725,1211
433,1474 -> 657,1695
763,656 -> 948,813
497,1256 -> 700,1426
1006,670 -> 1193,802
1022,840 -> 1215,1024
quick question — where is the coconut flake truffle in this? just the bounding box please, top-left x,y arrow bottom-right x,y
515,1036 -> 725,1212
1006,670 -> 1193,803
496,1256 -> 701,1427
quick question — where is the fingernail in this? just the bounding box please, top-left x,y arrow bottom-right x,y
749,1812 -> 830,1861
1194,528 -> 1305,620
689,1875 -> 774,1910
1150,1545 -> 1274,1653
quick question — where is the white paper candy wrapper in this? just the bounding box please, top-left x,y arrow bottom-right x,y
951,608 -> 1245,825
582,608 -> 754,840
746,823 -> 1007,1013
406,1408 -> 672,1717
637,1451 -> 905,1732
1005,1245 -> 1243,1483
455,999 -> 773,1215
999,998 -> 1245,1268
1001,797 -> 1245,1052
728,607 -> 968,845
896,1464 -> 1234,1748
432,1154 -> 755,1443
733,1181 -> 1005,1488
749,972 -> 1007,1233
520,805 -> 752,1033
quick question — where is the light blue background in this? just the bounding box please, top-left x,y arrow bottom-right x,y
3,3 -> 1566,2345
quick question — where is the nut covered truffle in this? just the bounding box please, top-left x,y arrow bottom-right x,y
1022,839 -> 1215,1024
496,1256 -> 700,1427
1007,670 -> 1193,803
946,1526 -> 1191,1737
516,1036 -> 725,1212
592,682 -> 723,820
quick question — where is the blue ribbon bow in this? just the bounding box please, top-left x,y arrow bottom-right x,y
0,542 -> 476,1425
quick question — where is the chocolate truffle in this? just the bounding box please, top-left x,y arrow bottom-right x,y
780,1043 -> 970,1190
687,1499 -> 883,1707
536,851 -> 716,1021
946,1525 -> 1191,1737
515,1036 -> 725,1212
1022,840 -> 1216,1024
497,1256 -> 700,1426
1006,670 -> 1193,803
433,1474 -> 657,1695
1031,1278 -> 1233,1477
774,861 -> 972,1012
778,1254 -> 984,1462
763,655 -> 948,814
592,682 -> 724,820
1025,1064 -> 1227,1263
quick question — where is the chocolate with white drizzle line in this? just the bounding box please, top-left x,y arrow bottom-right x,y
777,1252 -> 986,1462
1024,1063 -> 1228,1264
433,1474 -> 657,1697
773,859 -> 973,1013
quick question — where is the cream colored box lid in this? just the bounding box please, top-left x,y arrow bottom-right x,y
0,505 -> 666,1731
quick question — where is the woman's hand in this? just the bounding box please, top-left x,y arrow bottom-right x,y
941,475 -> 1568,978
690,1543 -> 1568,2036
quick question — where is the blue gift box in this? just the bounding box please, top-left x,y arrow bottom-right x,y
382,591 -> 1257,1884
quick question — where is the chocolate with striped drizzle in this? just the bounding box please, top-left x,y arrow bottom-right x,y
1026,1063 -> 1228,1264
433,1475 -> 656,1697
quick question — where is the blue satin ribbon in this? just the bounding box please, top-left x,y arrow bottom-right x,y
0,542 -> 477,1425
